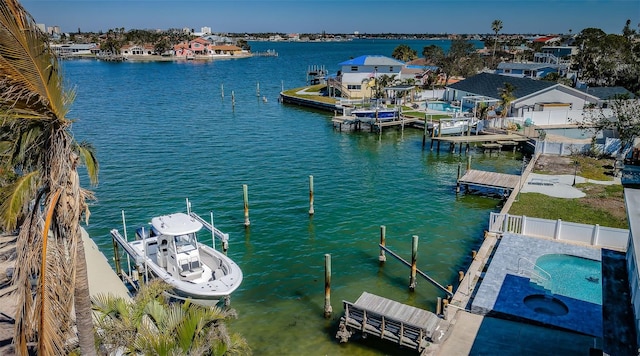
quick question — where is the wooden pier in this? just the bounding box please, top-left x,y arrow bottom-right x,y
430,133 -> 529,153
457,169 -> 521,192
332,115 -> 424,132
337,292 -> 445,354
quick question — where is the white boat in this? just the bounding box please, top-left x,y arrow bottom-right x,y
110,207 -> 243,305
433,119 -> 476,136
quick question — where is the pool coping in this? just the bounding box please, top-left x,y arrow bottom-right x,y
471,233 -> 603,337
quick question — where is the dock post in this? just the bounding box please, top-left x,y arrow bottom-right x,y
458,270 -> 464,282
436,297 -> 442,315
472,250 -> 477,259
324,253 -> 332,318
243,184 -> 250,226
467,156 -> 472,171
256,82 -> 260,97
422,114 -> 428,149
447,284 -> 453,296
409,235 -> 418,291
379,225 -> 387,263
112,236 -> 122,277
221,84 -> 224,99
456,163 -> 461,193
442,299 -> 449,320
308,175 -> 315,215
438,121 -> 442,137
231,90 -> 235,109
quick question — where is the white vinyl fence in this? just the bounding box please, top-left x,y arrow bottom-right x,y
489,212 -> 629,251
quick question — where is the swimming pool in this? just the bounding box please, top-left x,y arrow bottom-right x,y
533,254 -> 602,305
427,101 -> 461,112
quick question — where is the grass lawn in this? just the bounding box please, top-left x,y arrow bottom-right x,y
510,183 -> 627,229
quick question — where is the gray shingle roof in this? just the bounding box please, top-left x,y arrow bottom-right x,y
577,86 -> 635,100
447,72 -> 556,99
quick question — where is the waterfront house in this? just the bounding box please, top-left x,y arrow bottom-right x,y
173,43 -> 194,58
496,62 -> 566,79
444,72 -> 601,121
121,44 -> 155,57
50,43 -> 99,57
209,45 -> 243,56
328,55 -> 404,99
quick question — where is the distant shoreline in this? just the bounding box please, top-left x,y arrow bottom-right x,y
61,53 -> 253,62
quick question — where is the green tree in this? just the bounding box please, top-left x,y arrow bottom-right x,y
391,44 -> 417,62
491,19 -> 503,67
499,82 -> 516,117
422,40 -> 481,86
92,280 -> 251,355
0,1 -> 99,354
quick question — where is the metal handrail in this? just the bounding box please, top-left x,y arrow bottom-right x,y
517,256 -> 552,283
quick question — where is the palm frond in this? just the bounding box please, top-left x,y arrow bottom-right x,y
75,141 -> 99,185
0,0 -> 69,122
0,169 -> 38,231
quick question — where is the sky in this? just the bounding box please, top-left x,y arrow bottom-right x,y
22,0 -> 640,35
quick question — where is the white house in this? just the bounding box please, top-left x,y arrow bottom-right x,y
330,55 -> 405,99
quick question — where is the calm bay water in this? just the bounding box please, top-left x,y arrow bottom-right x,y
65,39 -> 519,355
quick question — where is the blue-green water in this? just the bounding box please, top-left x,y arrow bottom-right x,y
65,39 -> 520,355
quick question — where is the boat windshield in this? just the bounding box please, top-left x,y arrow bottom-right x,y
175,234 -> 196,253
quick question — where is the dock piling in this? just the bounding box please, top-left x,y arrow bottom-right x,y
112,236 -> 121,277
243,184 -> 250,226
256,82 -> 260,97
231,90 -> 235,109
436,297 -> 442,315
221,84 -> 224,99
324,253 -> 332,318
309,175 -> 315,215
379,225 -> 386,263
409,235 -> 418,291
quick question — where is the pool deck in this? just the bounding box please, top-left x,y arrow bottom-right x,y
472,234 -> 603,337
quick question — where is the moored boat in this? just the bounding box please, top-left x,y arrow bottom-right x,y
351,107 -> 399,122
110,202 -> 242,305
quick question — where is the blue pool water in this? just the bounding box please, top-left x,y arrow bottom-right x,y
427,101 -> 461,112
535,254 -> 602,305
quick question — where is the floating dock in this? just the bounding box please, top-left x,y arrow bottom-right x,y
336,292 -> 446,354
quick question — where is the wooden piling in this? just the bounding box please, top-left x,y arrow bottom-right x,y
256,82 -> 260,97
447,284 -> 453,295
231,90 -> 235,108
409,235 -> 418,291
442,299 -> 449,319
458,271 -> 464,282
379,225 -> 387,263
456,163 -> 461,193
221,83 -> 224,99
467,156 -> 472,171
436,297 -> 442,315
112,236 -> 121,277
472,250 -> 477,259
422,114 -> 428,148
324,253 -> 332,318
308,175 -> 315,215
243,184 -> 250,226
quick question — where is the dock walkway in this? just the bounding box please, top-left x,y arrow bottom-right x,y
337,292 -> 446,354
458,169 -> 521,192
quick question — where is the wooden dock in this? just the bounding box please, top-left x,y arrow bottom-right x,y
458,169 -> 521,191
332,115 -> 424,132
337,292 -> 445,353
430,133 -> 529,153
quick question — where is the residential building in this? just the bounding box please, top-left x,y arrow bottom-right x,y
328,55 -> 404,99
496,62 -> 565,79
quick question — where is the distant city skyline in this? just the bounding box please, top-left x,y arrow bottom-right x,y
22,0 -> 640,35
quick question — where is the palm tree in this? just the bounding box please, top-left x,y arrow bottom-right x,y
92,280 -> 251,355
499,82 -> 516,117
0,1 -> 98,354
491,19 -> 503,66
